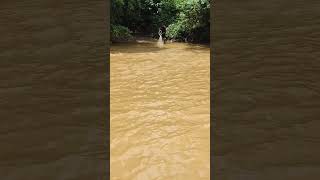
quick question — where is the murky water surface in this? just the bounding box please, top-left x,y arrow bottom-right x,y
110,39 -> 210,179
212,1 -> 320,179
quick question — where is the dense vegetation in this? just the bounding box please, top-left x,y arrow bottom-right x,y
111,0 -> 210,43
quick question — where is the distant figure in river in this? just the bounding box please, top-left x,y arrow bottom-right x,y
157,25 -> 167,48
159,25 -> 167,42
157,29 -> 164,48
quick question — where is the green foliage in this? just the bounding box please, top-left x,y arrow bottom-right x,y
166,21 -> 186,39
153,0 -> 179,28
111,0 -> 210,43
167,0 -> 210,42
111,24 -> 133,42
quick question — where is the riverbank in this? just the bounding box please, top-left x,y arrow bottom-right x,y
111,34 -> 210,46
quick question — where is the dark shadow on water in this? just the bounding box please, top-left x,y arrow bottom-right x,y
111,44 -> 167,54
111,36 -> 210,54
111,39 -> 168,54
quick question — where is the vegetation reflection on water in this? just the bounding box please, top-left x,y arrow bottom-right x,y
110,38 -> 210,180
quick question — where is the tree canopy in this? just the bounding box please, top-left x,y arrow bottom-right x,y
111,0 -> 210,43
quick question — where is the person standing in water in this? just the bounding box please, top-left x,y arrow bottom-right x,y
159,25 -> 167,42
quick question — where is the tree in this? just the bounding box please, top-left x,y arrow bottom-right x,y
111,0 -> 210,43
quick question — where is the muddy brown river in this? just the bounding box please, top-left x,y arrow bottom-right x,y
110,39 -> 210,179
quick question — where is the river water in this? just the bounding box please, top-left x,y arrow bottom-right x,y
110,38 -> 210,180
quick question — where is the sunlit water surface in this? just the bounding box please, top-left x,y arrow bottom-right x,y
110,38 -> 210,180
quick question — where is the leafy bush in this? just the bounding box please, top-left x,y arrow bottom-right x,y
167,0 -> 210,43
166,21 -> 187,40
111,24 -> 133,42
110,0 -> 210,43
